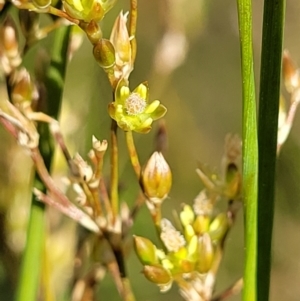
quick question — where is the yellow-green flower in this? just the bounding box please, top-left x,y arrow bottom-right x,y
108,82 -> 167,133
63,0 -> 104,22
63,0 -> 116,22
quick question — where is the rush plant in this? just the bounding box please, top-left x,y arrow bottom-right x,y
0,0 -> 294,301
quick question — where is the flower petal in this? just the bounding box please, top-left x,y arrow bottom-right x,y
134,82 -> 149,100
144,100 -> 160,114
151,104 -> 167,120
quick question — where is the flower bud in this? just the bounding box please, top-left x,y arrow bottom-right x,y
133,235 -> 158,266
209,213 -> 229,242
72,153 -> 93,182
143,265 -> 172,285
0,17 -> 19,59
141,152 -> 172,204
80,20 -> 102,45
283,50 -> 299,93
110,11 -> 131,64
93,39 -> 115,69
11,69 -> 34,105
63,0 -> 104,22
196,233 -> 214,274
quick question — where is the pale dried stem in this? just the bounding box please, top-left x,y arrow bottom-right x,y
211,278 -> 243,301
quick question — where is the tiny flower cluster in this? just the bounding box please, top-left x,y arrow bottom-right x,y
134,135 -> 243,298
133,189 -> 230,293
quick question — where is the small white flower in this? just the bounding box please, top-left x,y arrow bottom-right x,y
193,190 -> 213,216
160,219 -> 185,252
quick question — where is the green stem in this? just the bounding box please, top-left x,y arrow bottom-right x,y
15,185 -> 45,301
257,1 -> 285,300
15,26 -> 71,301
125,131 -> 141,178
236,1 -> 258,301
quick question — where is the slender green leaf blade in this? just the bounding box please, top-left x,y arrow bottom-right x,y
257,1 -> 286,300
236,1 -> 258,300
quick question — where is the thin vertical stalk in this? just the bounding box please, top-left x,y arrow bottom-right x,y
15,26 -> 70,301
236,1 -> 258,301
125,131 -> 141,178
129,0 -> 137,63
257,1 -> 285,300
110,119 -> 119,218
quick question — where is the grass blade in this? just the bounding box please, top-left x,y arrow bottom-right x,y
257,1 -> 286,300
236,1 -> 258,300
15,26 -> 71,301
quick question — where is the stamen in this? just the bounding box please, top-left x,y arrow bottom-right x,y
125,93 -> 146,115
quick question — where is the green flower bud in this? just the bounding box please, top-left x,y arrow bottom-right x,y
63,0 -> 104,22
93,39 -> 115,68
209,213 -> 229,242
108,82 -> 167,133
143,265 -> 172,285
141,152 -> 172,204
196,233 -> 214,274
133,235 -> 158,266
81,20 -> 102,45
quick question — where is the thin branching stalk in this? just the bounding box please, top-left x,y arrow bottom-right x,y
236,0 -> 258,300
110,119 -> 119,218
15,26 -> 71,301
257,1 -> 285,300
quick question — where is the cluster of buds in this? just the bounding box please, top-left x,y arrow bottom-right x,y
134,135 -> 242,299
92,11 -> 134,85
0,68 -> 41,149
133,190 -> 230,297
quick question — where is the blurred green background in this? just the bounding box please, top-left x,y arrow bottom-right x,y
1,0 -> 300,300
